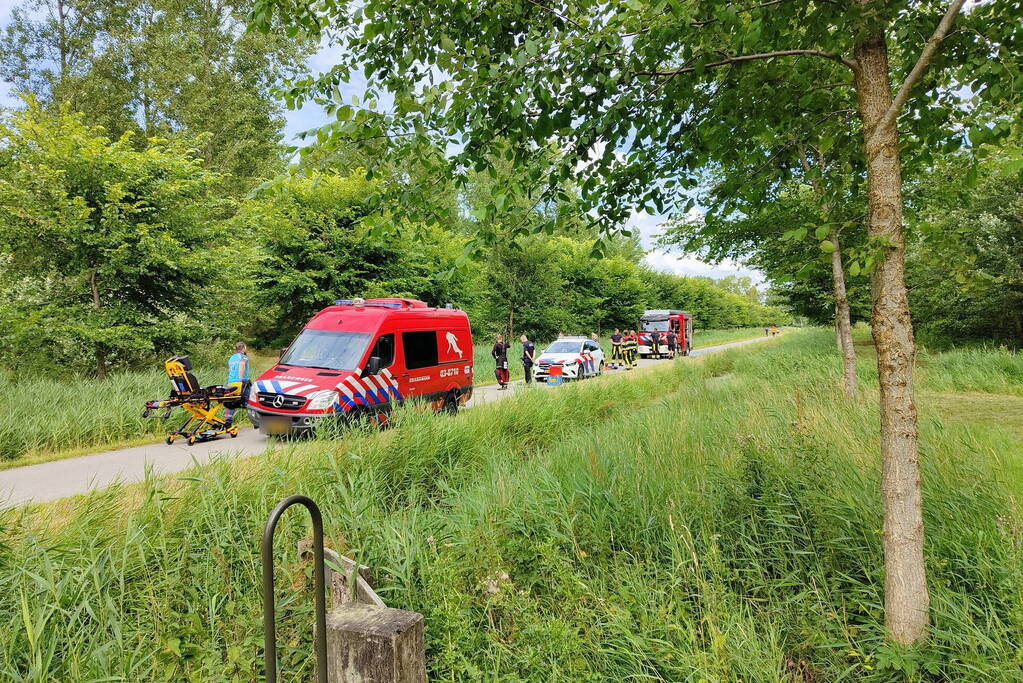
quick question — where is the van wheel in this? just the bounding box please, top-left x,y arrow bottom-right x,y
444,390 -> 460,415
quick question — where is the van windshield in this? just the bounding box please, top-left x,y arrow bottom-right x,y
545,341 -> 582,354
641,320 -> 669,332
280,330 -> 371,371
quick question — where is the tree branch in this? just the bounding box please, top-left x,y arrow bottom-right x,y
523,0 -> 585,31
868,0 -> 967,146
634,49 -> 857,77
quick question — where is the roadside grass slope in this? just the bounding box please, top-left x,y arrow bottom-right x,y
0,330 -> 1020,681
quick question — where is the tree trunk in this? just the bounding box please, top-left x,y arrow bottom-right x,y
794,144 -> 855,393
90,270 -> 107,381
830,230 -> 858,397
853,35 -> 929,645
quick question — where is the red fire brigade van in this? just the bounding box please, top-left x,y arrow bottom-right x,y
248,298 -> 473,435
637,309 -> 693,358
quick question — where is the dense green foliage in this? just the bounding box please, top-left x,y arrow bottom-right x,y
0,0 -> 311,192
0,102 -> 235,378
1,332 -> 1020,680
907,147 -> 1023,348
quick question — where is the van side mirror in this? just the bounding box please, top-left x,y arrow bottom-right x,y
364,356 -> 382,376
279,347 -> 288,360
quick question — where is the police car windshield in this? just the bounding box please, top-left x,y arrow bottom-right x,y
545,340 -> 582,353
280,330 -> 371,371
642,321 -> 669,332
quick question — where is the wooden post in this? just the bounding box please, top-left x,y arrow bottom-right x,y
326,604 -> 426,683
299,541 -> 427,682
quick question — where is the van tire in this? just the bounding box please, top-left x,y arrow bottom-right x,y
444,390 -> 460,415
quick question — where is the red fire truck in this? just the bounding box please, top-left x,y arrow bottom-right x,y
248,298 -> 473,435
637,309 -> 693,358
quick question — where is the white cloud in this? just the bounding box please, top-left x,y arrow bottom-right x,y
626,209 -> 765,285
643,250 -> 765,285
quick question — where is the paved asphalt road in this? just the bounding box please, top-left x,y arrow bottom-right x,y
0,335 -> 773,507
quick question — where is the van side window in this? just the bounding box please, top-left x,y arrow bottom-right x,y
402,331 -> 439,370
369,334 -> 395,368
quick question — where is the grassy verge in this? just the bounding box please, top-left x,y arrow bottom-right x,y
1,330 -> 1021,681
692,326 -> 775,348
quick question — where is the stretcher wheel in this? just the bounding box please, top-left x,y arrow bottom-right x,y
166,436 -> 174,445
187,436 -> 196,446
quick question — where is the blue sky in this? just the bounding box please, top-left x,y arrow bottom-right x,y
0,4 -> 762,284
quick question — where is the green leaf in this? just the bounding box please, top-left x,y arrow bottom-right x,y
819,240 -> 835,253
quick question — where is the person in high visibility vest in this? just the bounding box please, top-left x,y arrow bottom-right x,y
609,328 -> 622,369
622,330 -> 638,369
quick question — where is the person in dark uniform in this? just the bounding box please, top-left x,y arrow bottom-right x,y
492,334 -> 511,389
666,330 -> 678,359
649,330 -> 662,358
520,334 -> 535,384
610,328 -> 622,369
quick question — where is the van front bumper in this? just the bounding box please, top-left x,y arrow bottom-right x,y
248,409 -> 329,435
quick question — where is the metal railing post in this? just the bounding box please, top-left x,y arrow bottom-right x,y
262,495 -> 328,683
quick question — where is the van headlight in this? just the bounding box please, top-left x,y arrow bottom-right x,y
306,390 -> 336,411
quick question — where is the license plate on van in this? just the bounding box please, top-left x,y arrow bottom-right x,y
262,416 -> 291,435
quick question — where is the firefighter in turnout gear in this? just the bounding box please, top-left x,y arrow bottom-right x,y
622,330 -> 638,369
649,330 -> 662,358
609,328 -> 623,369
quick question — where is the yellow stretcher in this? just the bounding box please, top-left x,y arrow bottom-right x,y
143,356 -> 243,445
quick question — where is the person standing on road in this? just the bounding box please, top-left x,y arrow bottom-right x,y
622,330 -> 637,369
225,341 -> 250,427
610,328 -> 622,369
492,334 -> 511,389
520,334 -> 535,384
649,330 -> 662,358
666,329 -> 677,359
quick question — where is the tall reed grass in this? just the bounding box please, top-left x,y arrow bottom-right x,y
0,353 -> 278,463
0,330 -> 1020,680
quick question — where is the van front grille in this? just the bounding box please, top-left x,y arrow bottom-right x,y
257,393 -> 307,410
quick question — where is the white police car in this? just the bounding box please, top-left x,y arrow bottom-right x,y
533,336 -> 604,382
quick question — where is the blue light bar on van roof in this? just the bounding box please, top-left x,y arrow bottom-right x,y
334,299 -> 403,309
